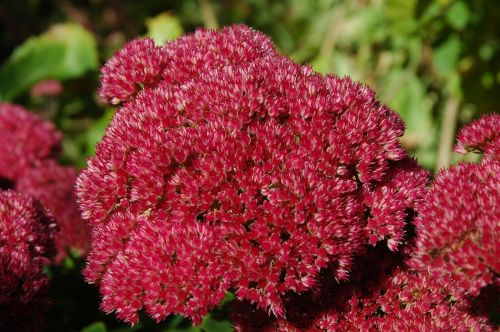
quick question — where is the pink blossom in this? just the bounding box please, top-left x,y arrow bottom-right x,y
99,25 -> 277,105
0,190 -> 57,331
315,268 -> 491,332
78,25 -> 428,325
0,103 -> 61,180
412,160 -> 499,298
412,115 -> 499,300
17,161 -> 90,263
231,246 -> 492,331
0,102 -> 89,261
455,113 -> 500,159
99,38 -> 165,104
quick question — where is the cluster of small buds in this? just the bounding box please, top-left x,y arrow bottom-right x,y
454,113 -> 499,160
0,102 -> 89,261
231,246 -> 492,331
98,25 -> 277,105
411,161 -> 499,298
78,25 -> 429,325
411,115 -> 499,299
17,161 -> 89,262
314,268 -> 491,331
0,103 -> 61,180
0,190 -> 57,331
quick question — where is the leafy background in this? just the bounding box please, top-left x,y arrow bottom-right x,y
0,0 -> 499,331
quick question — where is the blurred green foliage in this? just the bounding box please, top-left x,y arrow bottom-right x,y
0,23 -> 98,100
0,0 -> 498,331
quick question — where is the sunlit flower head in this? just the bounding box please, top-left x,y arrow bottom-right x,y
78,24 -> 428,325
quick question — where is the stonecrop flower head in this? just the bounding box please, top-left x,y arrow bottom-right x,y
17,161 -> 89,262
0,102 -> 89,261
231,246 -> 492,331
454,113 -> 500,160
0,190 -> 57,331
412,115 -> 499,299
98,25 -> 277,105
77,25 -> 429,325
0,103 -> 61,181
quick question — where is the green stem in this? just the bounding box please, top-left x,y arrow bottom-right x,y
436,96 -> 460,171
199,0 -> 219,29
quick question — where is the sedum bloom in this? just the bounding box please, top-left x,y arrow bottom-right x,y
412,162 -> 499,298
454,113 -> 499,160
0,102 -> 89,261
314,268 -> 491,332
0,103 -> 61,181
412,115 -> 499,299
78,25 -> 429,325
231,246 -> 493,332
17,161 -> 89,262
0,190 -> 57,331
231,246 -> 492,331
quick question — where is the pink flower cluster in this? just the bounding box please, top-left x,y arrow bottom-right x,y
0,190 -> 57,331
78,25 -> 430,325
0,102 -> 89,262
412,114 -> 499,298
232,115 -> 499,331
231,246 -> 492,331
454,113 -> 499,160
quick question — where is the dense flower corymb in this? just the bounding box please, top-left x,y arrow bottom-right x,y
412,116 -> 500,299
231,246 -> 492,331
78,25 -> 428,324
454,113 -> 500,159
0,102 -> 89,261
0,103 -> 61,181
412,162 -> 499,298
17,161 -> 89,262
0,190 -> 57,331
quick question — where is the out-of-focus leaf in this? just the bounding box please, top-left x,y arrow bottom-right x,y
446,1 -> 469,30
479,44 -> 494,61
330,52 -> 361,80
199,314 -> 232,332
146,12 -> 183,45
85,109 -> 115,157
433,36 -> 461,78
383,0 -> 417,21
0,23 -> 98,101
81,322 -> 107,332
110,324 -> 143,332
382,70 -> 433,146
62,255 -> 75,270
220,291 -> 235,305
310,55 -> 330,74
163,328 -> 201,332
163,293 -> 233,331
382,70 -> 437,168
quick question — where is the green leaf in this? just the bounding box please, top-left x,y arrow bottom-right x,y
146,12 -> 183,45
382,70 -> 433,145
383,0 -> 417,21
0,23 -> 98,101
163,328 -> 201,332
81,322 -> 107,332
446,1 -> 469,30
199,314 -> 233,332
62,255 -> 75,269
310,55 -> 330,74
85,109 -> 115,157
432,36 -> 461,78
